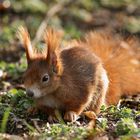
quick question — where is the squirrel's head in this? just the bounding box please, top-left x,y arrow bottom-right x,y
18,27 -> 63,98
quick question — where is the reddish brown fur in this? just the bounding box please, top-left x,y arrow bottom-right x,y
19,27 -> 140,122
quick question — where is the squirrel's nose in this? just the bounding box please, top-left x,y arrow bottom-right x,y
26,89 -> 34,97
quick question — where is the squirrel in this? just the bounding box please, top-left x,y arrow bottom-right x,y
18,27 -> 140,122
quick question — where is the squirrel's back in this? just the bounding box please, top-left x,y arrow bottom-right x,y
79,32 -> 140,105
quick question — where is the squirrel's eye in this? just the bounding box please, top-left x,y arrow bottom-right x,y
42,74 -> 49,83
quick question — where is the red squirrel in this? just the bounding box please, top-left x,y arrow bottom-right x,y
18,27 -> 140,122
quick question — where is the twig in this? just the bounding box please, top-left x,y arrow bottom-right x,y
32,119 -> 42,133
32,0 -> 72,46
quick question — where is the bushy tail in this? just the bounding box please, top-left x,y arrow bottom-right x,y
80,31 -> 140,104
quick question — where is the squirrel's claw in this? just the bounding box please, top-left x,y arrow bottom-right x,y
64,111 -> 78,122
48,115 -> 58,123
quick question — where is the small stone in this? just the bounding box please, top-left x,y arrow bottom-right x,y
75,121 -> 81,126
17,124 -> 23,129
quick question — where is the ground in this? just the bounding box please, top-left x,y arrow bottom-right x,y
0,0 -> 140,140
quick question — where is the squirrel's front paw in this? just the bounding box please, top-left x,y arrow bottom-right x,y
64,111 -> 78,122
48,115 -> 58,123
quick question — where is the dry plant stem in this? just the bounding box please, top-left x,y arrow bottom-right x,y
32,0 -> 73,46
32,119 -> 42,133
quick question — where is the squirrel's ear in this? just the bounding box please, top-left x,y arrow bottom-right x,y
17,26 -> 34,65
44,28 -> 63,75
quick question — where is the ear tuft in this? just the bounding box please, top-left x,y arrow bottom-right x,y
17,26 -> 34,64
44,28 -> 63,75
44,28 -> 61,57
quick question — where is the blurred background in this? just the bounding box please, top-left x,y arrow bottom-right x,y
0,0 -> 140,62
0,1 -> 140,137
0,0 -> 140,90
